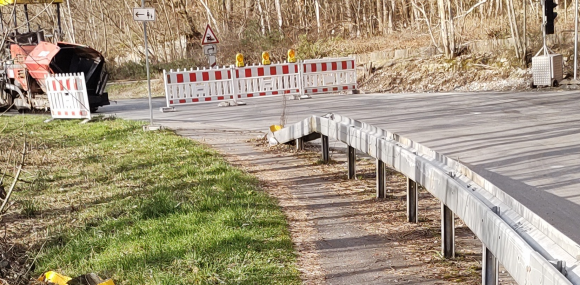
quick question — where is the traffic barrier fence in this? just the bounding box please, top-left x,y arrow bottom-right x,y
163,57 -> 357,109
45,73 -> 91,119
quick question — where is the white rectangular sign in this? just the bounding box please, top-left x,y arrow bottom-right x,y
203,44 -> 217,55
133,8 -> 156,22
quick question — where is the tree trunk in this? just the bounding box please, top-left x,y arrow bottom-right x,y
315,0 -> 321,34
257,0 -> 265,35
275,0 -> 283,33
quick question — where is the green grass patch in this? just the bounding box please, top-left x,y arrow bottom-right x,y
0,115 -> 300,285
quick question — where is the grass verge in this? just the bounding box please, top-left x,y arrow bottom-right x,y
0,115 -> 300,285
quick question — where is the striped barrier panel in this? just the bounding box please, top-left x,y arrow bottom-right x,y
162,57 -> 358,109
164,67 -> 234,107
233,62 -> 301,99
302,58 -> 357,94
45,73 -> 91,119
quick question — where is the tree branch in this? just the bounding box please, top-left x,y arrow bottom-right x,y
454,0 -> 488,19
0,139 -> 27,216
412,1 -> 442,53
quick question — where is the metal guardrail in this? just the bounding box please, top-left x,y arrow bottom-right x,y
271,114 -> 580,285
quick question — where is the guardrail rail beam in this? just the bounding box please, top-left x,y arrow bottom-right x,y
270,114 -> 579,285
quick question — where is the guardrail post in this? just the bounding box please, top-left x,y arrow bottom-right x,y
296,138 -> 304,151
441,203 -> 455,258
407,178 -> 418,223
321,135 -> 329,163
348,146 -> 356,179
482,245 -> 498,285
376,160 -> 385,198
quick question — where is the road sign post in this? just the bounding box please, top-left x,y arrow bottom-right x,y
133,5 -> 157,130
202,25 -> 219,68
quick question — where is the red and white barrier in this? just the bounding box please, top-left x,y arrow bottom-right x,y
302,58 -> 357,95
234,63 -> 301,99
45,73 -> 91,119
164,67 -> 234,107
163,57 -> 357,109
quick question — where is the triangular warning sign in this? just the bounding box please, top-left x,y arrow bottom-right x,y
202,25 -> 219,45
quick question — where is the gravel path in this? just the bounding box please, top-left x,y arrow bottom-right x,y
179,128 -> 452,284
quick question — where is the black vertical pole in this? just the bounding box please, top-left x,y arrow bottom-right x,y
23,5 -> 30,33
376,160 -> 385,198
348,146 -> 356,179
407,178 -> 418,223
12,6 -> 17,35
321,135 -> 329,163
56,3 -> 62,41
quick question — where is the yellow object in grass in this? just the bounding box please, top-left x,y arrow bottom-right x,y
38,271 -> 72,285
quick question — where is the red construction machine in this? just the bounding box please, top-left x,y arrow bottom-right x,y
0,0 -> 109,112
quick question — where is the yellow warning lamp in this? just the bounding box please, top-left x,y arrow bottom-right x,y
287,49 -> 296,63
235,53 -> 244,67
262,51 -> 271,65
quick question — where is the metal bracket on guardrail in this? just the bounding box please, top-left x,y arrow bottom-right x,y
550,260 -> 568,276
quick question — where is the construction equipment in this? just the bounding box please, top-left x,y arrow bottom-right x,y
0,0 -> 109,112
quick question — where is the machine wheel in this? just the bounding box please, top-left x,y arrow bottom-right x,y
90,106 -> 98,113
552,80 -> 559,87
0,89 -> 13,110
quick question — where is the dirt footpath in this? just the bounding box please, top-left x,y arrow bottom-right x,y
179,128 -> 515,285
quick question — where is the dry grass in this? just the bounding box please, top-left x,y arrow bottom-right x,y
247,138 -> 489,284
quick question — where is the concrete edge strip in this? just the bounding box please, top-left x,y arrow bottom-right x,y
273,114 -> 579,285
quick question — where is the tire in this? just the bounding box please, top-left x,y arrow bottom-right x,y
90,106 -> 98,113
0,90 -> 13,110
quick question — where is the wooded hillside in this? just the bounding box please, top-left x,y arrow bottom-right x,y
2,0 -> 573,73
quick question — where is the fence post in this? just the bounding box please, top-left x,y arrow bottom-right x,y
376,159 -> 385,198
298,60 -> 305,98
322,135 -> 329,163
230,66 -> 238,105
296,138 -> 304,151
407,178 -> 418,223
482,245 -> 498,285
348,146 -> 356,179
441,203 -> 455,258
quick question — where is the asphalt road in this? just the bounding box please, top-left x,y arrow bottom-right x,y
102,90 -> 580,245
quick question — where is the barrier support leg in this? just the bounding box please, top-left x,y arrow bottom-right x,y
441,203 -> 455,258
348,146 -> 356,179
322,135 -> 329,163
376,160 -> 385,198
296,138 -> 304,151
482,245 -> 498,285
407,178 -> 418,223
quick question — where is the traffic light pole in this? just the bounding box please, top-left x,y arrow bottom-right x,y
543,0 -> 547,56
575,0 -> 578,80
542,0 -> 548,55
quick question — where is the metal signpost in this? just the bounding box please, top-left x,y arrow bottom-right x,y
201,25 -> 219,68
575,0 -> 579,81
133,5 -> 156,130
